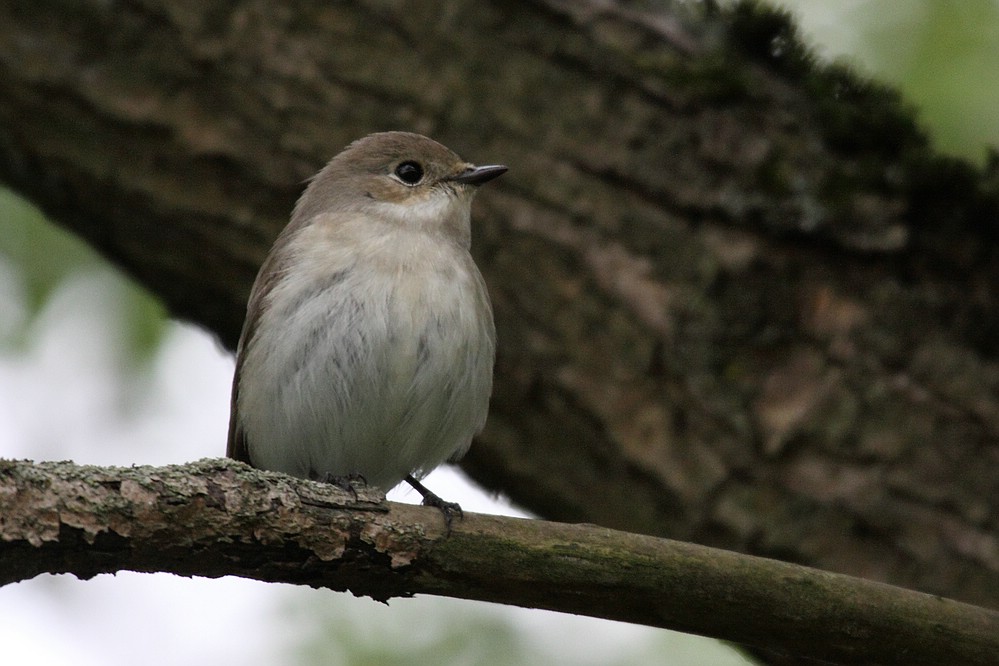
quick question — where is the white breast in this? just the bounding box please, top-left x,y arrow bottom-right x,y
236,222 -> 495,489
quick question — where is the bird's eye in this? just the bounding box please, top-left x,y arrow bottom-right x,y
394,161 -> 424,185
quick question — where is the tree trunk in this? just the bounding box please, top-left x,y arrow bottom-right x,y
1,0 -> 997,610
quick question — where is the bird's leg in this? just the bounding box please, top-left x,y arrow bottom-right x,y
405,474 -> 463,533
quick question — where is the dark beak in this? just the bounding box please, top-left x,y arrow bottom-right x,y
451,164 -> 508,186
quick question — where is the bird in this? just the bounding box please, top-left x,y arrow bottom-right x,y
227,131 -> 504,525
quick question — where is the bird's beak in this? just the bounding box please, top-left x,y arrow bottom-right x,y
450,164 -> 508,186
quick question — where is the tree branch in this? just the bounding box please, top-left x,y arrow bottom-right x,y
1,459 -> 996,665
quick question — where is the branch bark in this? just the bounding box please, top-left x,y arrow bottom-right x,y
1,0 -> 998,618
2,459 -> 997,666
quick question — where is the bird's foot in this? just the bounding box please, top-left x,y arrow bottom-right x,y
321,471 -> 367,500
405,474 -> 463,534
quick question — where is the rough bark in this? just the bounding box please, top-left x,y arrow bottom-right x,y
1,0 -> 997,612
3,459 -> 998,666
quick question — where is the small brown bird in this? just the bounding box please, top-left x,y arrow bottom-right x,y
227,132 -> 505,521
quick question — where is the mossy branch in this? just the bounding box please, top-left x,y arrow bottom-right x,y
1,458 -> 996,665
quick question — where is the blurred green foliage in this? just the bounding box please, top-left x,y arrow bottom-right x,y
0,186 -> 166,363
0,187 -> 94,312
773,0 -> 999,162
284,594 -> 753,666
